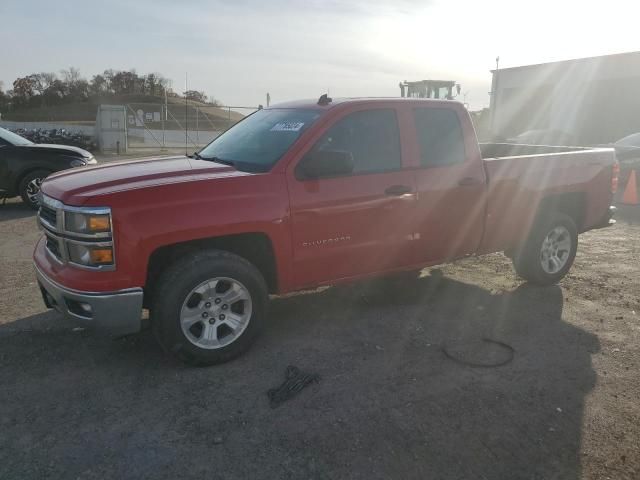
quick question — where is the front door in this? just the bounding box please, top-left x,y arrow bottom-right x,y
287,107 -> 416,288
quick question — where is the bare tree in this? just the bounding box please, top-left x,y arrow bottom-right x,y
60,67 -> 82,86
30,72 -> 57,105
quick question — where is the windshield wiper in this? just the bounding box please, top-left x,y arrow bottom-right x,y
196,154 -> 236,167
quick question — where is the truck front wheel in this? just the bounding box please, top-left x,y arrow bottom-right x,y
512,212 -> 578,285
150,249 -> 268,366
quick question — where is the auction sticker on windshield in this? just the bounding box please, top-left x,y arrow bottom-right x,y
271,122 -> 305,132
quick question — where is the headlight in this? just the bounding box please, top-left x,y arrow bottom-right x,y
70,159 -> 87,167
86,156 -> 98,165
65,211 -> 111,234
67,242 -> 114,267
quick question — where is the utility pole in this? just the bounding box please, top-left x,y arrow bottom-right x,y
266,92 -> 271,107
490,56 -> 500,136
184,72 -> 188,156
164,84 -> 168,120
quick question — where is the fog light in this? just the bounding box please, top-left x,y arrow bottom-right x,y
90,248 -> 113,264
65,298 -> 93,318
79,303 -> 93,314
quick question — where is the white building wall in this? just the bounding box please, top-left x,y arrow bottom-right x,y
491,52 -> 640,141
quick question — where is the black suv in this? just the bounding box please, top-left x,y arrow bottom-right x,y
0,127 -> 97,209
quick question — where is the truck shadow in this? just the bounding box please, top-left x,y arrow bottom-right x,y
0,271 -> 599,480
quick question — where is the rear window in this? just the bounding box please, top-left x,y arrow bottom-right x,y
413,108 -> 465,167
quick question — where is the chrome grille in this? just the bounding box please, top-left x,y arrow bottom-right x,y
45,234 -> 62,261
39,205 -> 57,228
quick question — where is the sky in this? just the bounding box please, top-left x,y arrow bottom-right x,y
1,0 -> 639,110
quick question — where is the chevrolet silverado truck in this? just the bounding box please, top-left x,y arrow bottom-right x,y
33,97 -> 618,365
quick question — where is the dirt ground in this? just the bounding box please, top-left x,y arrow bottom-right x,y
0,198 -> 638,480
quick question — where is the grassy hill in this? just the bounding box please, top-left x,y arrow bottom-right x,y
3,94 -> 246,129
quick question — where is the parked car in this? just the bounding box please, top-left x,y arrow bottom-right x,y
33,97 -> 617,365
506,129 -> 578,146
612,132 -> 640,168
0,127 -> 97,209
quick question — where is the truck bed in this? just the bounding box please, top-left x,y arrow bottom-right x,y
477,144 -> 616,254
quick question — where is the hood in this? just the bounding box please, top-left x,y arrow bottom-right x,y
17,143 -> 93,158
41,155 -> 253,205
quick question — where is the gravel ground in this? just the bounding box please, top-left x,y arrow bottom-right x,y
0,198 -> 638,480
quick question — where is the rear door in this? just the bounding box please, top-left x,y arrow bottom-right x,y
286,106 -> 417,288
410,105 -> 486,263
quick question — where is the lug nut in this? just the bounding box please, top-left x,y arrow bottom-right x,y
219,314 -> 226,321
201,312 -> 209,318
221,304 -> 228,310
214,298 -> 222,305
204,302 -> 212,308
209,318 -> 215,324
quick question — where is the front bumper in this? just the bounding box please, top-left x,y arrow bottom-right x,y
35,264 -> 143,336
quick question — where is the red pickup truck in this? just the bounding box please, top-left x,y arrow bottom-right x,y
34,97 -> 618,365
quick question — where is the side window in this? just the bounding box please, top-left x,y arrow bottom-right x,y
413,108 -> 466,167
314,109 -> 401,174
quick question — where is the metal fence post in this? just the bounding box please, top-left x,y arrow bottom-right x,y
161,104 -> 166,148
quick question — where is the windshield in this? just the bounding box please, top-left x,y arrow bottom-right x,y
198,108 -> 321,171
0,127 -> 34,146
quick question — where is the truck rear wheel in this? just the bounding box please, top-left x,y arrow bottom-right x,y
150,249 -> 268,366
512,212 -> 578,285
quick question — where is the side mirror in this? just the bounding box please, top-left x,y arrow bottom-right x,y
298,150 -> 354,179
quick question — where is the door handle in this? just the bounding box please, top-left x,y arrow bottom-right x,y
385,185 -> 412,196
458,177 -> 482,187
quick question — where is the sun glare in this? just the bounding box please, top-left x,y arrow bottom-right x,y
365,0 -> 640,92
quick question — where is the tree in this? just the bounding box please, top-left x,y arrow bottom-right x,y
12,76 -> 36,106
60,67 -> 82,86
0,82 -> 9,112
102,69 -> 116,93
31,73 -> 57,106
110,70 -> 138,95
145,73 -> 161,96
89,74 -> 108,95
43,79 -> 67,105
59,67 -> 88,101
32,72 -> 56,95
3,68 -> 224,113
70,79 -> 89,101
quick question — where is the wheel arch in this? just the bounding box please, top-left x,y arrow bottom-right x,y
144,232 -> 279,307
14,166 -> 53,194
535,191 -> 586,232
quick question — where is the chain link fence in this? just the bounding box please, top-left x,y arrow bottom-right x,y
125,103 -> 258,150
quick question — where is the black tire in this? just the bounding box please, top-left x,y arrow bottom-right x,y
512,212 -> 578,285
150,249 -> 268,366
19,169 -> 50,209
